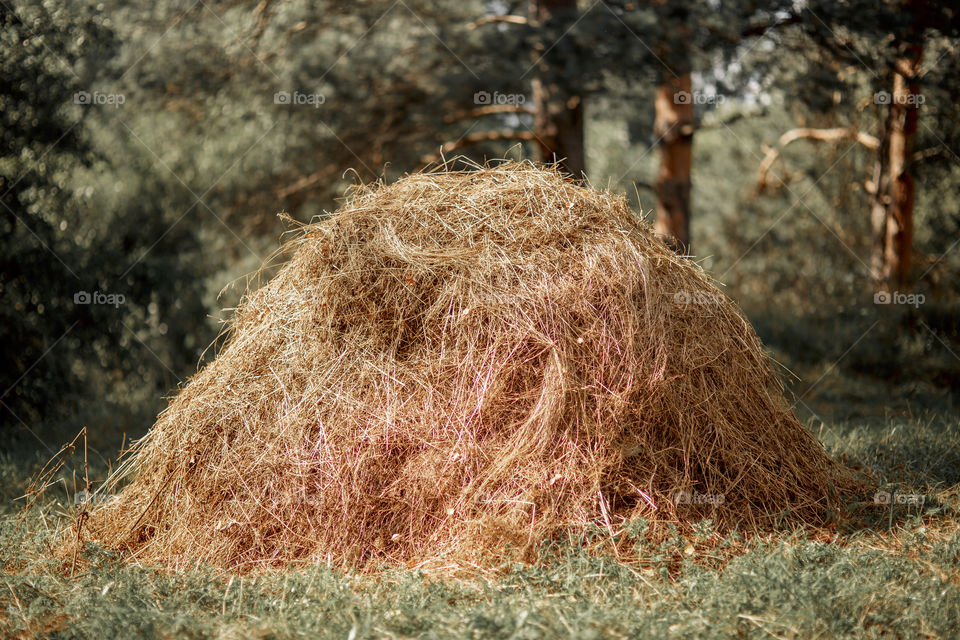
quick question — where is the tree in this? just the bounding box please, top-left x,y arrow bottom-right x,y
874,15 -> 923,290
1,1 -> 113,440
586,1 -> 799,255
652,75 -> 694,253
530,0 -> 585,176
1,0 -> 212,448
758,0 -> 960,291
649,0 -> 695,253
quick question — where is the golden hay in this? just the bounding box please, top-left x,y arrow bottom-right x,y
79,162 -> 861,571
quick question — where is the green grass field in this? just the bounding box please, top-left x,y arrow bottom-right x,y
3,361 -> 959,640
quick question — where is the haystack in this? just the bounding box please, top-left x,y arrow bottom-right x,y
81,163 -> 858,571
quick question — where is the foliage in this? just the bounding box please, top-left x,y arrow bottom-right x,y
3,0 -> 958,453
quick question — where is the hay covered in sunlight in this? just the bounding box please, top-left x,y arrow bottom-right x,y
78,162 -> 860,571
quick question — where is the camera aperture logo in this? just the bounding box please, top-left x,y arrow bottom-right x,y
672,490 -> 725,505
474,90 -> 526,106
73,91 -> 125,107
74,489 -> 117,506
74,290 -> 126,308
873,490 -> 924,506
873,90 -> 924,106
674,291 -> 723,305
873,290 -> 924,308
674,90 -> 725,105
274,90 -> 326,108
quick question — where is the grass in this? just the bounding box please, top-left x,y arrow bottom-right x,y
3,364 -> 959,639
2,511 -> 959,638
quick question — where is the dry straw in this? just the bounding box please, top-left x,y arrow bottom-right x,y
79,161 -> 861,571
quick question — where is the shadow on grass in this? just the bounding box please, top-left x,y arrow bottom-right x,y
811,410 -> 960,535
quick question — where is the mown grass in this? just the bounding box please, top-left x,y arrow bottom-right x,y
3,514 -> 959,638
3,376 -> 959,639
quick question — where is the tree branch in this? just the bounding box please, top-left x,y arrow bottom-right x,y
277,166 -> 339,199
443,104 -> 534,123
420,131 -> 536,164
741,14 -> 801,37
467,15 -> 528,29
243,0 -> 277,47
757,127 -> 880,189
706,14 -> 802,45
910,146 -> 950,164
693,108 -> 766,134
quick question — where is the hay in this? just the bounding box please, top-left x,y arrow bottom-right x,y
81,162 -> 860,571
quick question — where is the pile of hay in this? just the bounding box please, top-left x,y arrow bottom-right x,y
82,163 -> 859,571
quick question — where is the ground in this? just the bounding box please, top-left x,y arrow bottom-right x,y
2,363 -> 958,639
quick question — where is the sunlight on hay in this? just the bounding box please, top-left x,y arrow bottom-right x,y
76,161 -> 861,571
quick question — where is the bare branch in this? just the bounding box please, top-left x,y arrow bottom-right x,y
278,166 -> 339,199
467,15 -> 528,29
910,146 -> 949,164
741,14 -> 801,37
695,108 -> 765,132
244,0 -> 277,47
444,104 -> 534,123
757,127 -> 880,189
421,131 -> 536,164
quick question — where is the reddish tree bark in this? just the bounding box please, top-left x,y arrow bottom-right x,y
653,74 -> 694,254
885,46 -> 922,288
873,44 -> 922,291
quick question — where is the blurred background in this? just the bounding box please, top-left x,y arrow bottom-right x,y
2,0 -> 958,467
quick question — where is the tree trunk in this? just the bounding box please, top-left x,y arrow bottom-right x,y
872,45 -> 922,291
884,45 -> 922,289
653,74 -> 694,254
530,0 -> 585,177
870,90 -> 892,285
